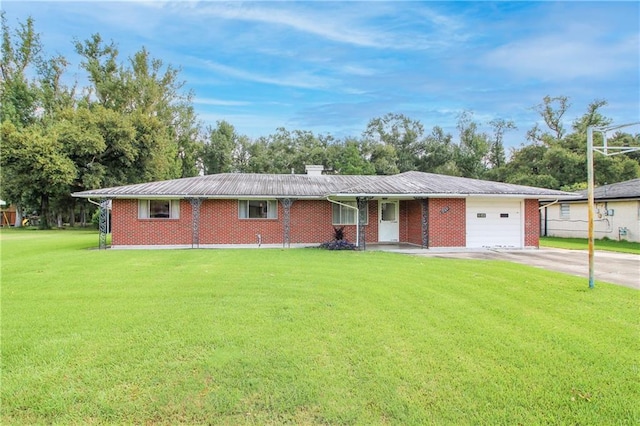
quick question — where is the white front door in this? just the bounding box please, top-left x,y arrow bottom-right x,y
378,200 -> 399,242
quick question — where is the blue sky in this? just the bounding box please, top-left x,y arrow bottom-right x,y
4,1 -> 639,148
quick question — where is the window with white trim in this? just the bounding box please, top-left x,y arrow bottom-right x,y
560,203 -> 570,219
238,200 -> 277,219
332,201 -> 368,225
138,200 -> 180,219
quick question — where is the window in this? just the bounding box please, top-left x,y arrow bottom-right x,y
332,201 -> 368,225
477,213 -> 486,218
138,200 -> 180,219
560,203 -> 570,219
500,213 -> 509,218
239,200 -> 277,219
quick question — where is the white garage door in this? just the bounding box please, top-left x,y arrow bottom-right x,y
466,198 -> 523,248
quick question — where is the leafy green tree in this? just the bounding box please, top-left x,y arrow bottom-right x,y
328,138 -> 375,175
74,34 -> 196,184
0,13 -> 41,128
503,97 -> 639,189
363,113 -> 424,172
1,122 -> 76,228
487,118 -> 515,169
417,126 -> 458,175
453,111 -> 489,179
202,120 -> 236,174
534,95 -> 571,141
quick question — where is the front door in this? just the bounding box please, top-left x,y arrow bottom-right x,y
378,200 -> 399,242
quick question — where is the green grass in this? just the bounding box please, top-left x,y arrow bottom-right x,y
541,236 -> 640,254
2,229 -> 639,425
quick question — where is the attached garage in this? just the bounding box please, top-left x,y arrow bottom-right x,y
73,171 -> 574,250
466,198 -> 523,248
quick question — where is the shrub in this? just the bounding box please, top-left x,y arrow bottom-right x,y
319,239 -> 358,250
318,226 -> 358,250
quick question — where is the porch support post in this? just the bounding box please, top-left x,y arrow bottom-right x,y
189,198 -> 202,248
418,198 -> 429,248
279,198 -> 295,248
356,197 -> 371,250
98,198 -> 111,250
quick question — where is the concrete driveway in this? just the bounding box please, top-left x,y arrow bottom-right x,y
412,248 -> 639,289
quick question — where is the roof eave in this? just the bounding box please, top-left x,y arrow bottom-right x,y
332,192 -> 571,199
72,193 -> 326,200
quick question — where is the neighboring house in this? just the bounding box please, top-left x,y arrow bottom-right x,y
72,167 -> 574,249
540,178 -> 640,242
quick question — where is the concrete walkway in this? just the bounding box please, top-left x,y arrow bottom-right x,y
370,245 -> 639,289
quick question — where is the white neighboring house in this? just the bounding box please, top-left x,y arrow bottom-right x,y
540,178 -> 640,242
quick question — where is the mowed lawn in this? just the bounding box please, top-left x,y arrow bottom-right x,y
540,236 -> 640,254
1,230 -> 638,425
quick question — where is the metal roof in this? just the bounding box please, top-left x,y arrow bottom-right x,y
73,173 -> 378,199
569,178 -> 640,201
333,171 -> 575,198
72,171 -> 576,199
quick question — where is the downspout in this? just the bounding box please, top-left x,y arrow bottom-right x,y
539,199 -> 560,238
327,197 -> 360,245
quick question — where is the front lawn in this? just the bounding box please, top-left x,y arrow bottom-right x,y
540,236 -> 640,254
1,229 -> 638,424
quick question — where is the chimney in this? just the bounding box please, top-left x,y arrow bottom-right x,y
305,165 -> 324,176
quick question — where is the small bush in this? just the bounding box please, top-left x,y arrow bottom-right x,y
319,227 -> 358,250
319,240 -> 358,250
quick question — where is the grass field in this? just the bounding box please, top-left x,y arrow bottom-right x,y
540,236 -> 640,254
2,229 -> 638,425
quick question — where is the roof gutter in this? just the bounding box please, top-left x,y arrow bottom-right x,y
73,194 -> 326,200
329,193 -> 573,199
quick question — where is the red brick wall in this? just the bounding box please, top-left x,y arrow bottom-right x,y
524,199 -> 540,247
405,200 -> 424,246
112,199 -> 193,246
112,197 -> 531,248
428,198 -> 466,247
112,198 -> 381,246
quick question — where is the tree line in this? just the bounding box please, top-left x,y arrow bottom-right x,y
1,15 -> 639,228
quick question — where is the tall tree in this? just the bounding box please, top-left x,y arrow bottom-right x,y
363,113 -> 424,172
0,13 -> 41,128
487,118 -> 515,169
534,95 -> 570,142
74,34 -> 197,184
1,122 -> 76,228
202,120 -> 236,174
453,111 -> 489,179
328,138 -> 375,175
417,126 -> 458,175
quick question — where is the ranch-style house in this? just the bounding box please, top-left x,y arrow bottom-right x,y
73,166 -> 575,250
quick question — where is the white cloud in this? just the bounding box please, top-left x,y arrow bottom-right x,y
202,60 -> 335,90
194,98 -> 251,107
483,32 -> 639,80
182,2 -> 462,51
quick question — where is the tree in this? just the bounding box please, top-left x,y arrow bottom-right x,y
0,13 -> 42,128
487,118 -> 515,169
502,97 -> 639,189
74,34 -> 198,184
363,113 -> 424,172
1,122 -> 76,228
417,126 -> 458,175
328,138 -> 375,175
534,95 -> 570,141
453,111 -> 489,179
202,120 -> 236,174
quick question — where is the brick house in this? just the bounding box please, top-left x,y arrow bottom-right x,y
72,168 -> 573,249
